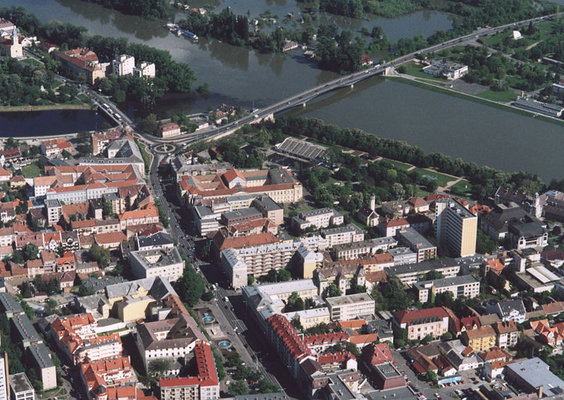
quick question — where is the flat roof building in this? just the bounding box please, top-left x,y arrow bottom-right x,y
386,258 -> 460,287
129,247 -> 184,283
505,358 -> 564,397
325,293 -> 375,322
0,293 -> 24,318
436,199 -> 477,258
414,275 -> 480,303
397,227 -> 436,263
9,373 -> 35,400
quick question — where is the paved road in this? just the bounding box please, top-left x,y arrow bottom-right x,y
148,153 -> 284,392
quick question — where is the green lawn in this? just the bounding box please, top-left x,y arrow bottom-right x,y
477,90 -> 518,103
450,180 -> 473,197
380,158 -> 412,171
414,168 -> 455,188
21,163 -> 41,178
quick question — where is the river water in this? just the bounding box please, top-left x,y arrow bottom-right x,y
0,0 -> 562,180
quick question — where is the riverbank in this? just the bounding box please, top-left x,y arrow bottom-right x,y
0,103 -> 91,112
391,75 -> 564,126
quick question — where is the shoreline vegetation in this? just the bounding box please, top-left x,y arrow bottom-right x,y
0,103 -> 91,112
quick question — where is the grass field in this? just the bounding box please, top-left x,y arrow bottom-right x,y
414,168 -> 455,188
21,163 -> 41,178
477,89 -> 518,103
450,180 -> 473,197
381,159 -> 412,171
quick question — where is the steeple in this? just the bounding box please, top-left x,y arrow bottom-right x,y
12,26 -> 18,45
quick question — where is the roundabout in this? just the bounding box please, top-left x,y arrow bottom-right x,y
153,143 -> 177,154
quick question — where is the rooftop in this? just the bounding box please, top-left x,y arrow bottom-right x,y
130,247 -> 182,269
326,293 -> 374,306
10,373 -> 34,394
28,342 -> 55,369
506,357 -> 564,396
414,274 -> 478,291
387,258 -> 459,276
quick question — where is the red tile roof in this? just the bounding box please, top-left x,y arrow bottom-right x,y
211,230 -> 279,251
393,307 -> 450,326
362,343 -> 393,365
159,343 -> 218,388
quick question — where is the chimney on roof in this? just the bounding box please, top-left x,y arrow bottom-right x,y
538,385 -> 543,398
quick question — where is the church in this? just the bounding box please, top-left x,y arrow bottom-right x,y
0,27 -> 23,58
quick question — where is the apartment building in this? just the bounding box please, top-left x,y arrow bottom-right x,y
396,227 -> 437,263
9,373 -> 34,400
112,54 -> 135,76
242,279 -> 329,330
134,61 -> 156,78
435,199 -> 477,257
461,325 -> 496,352
321,224 -> 364,248
0,352 -> 7,400
386,258 -> 460,287
50,314 -> 123,365
251,195 -> 284,226
414,275 -> 480,303
159,343 -> 219,400
28,343 -> 57,391
129,247 -> 184,282
332,240 -> 381,261
393,307 -> 450,341
493,321 -> 519,349
221,235 -> 325,288
291,208 -> 344,231
326,293 -> 375,321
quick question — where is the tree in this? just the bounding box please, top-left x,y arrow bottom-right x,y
88,243 -> 110,269
284,292 -> 305,312
178,263 -> 205,307
138,114 -> 160,136
424,269 -> 444,281
228,380 -> 249,396
426,370 -> 437,383
477,230 -> 498,254
149,359 -> 172,377
22,243 -> 39,261
278,269 -> 291,281
323,283 -> 342,299
102,201 -> 113,217
78,285 -> 95,297
291,317 -> 303,331
247,275 -> 255,286
441,332 -> 453,341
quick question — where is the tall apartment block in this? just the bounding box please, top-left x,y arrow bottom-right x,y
435,199 -> 477,257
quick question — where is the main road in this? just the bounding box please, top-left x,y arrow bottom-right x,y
133,12 -> 562,148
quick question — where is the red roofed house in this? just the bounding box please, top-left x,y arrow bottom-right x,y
160,123 -> 181,139
0,166 -> 12,183
94,232 -> 127,250
303,331 -> 350,352
361,343 -> 393,366
159,343 -> 219,400
41,138 -> 72,158
317,351 -> 357,372
393,307 -> 451,341
80,356 -> 136,399
118,204 -> 159,230
361,54 -> 373,66
407,196 -> 430,213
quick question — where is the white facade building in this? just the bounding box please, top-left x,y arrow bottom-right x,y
112,54 -> 135,76
134,62 -> 156,78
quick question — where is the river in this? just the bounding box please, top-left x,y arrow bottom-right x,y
0,110 -> 109,137
286,78 -> 564,181
0,0 -> 562,181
